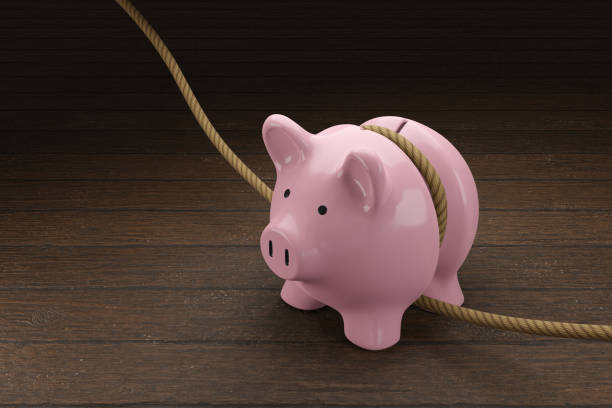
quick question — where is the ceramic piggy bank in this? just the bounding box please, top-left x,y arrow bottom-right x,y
259,114 -> 479,350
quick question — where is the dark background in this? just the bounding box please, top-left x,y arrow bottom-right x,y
1,0 -> 611,405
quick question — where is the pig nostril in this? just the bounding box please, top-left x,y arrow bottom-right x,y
284,249 -> 289,266
268,240 -> 273,257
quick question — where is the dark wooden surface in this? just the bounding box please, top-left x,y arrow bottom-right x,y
1,0 -> 611,406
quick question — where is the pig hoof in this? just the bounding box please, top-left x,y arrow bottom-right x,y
422,273 -> 464,306
341,308 -> 404,351
280,280 -> 325,311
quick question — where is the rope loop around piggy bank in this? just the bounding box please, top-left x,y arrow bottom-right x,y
361,125 -> 448,244
114,0 -> 612,342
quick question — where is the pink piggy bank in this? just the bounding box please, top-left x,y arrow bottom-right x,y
259,114 -> 479,350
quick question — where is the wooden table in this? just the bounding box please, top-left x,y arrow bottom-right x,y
1,0 -> 610,405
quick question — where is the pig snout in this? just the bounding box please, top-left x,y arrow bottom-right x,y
260,226 -> 300,281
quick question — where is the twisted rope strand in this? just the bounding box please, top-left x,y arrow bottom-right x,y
413,296 -> 612,341
361,125 -> 448,243
114,0 -> 272,203
114,0 -> 611,342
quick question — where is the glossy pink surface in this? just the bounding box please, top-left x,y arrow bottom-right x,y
260,114 -> 479,350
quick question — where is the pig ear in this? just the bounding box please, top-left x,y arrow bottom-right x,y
338,149 -> 388,213
262,114 -> 312,172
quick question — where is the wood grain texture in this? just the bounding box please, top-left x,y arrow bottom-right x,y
4,77 -> 612,95
3,110 -> 611,131
0,0 -> 610,406
2,343 -> 609,406
0,289 -> 609,343
2,129 -> 611,154
2,180 -> 610,210
1,153 -> 611,180
0,210 -> 610,246
1,246 -> 610,290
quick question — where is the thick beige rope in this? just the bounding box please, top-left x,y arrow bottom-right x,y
414,295 -> 612,341
361,125 -> 447,243
113,0 -> 272,202
114,0 -> 612,342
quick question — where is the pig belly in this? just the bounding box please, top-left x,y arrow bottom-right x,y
361,116 -> 479,306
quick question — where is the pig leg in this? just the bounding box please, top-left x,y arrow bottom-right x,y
340,307 -> 404,350
281,280 -> 325,310
422,262 -> 464,306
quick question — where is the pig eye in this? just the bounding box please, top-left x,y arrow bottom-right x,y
283,189 -> 291,198
318,205 -> 327,215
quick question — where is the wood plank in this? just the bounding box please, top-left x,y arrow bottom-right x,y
478,180 -> 612,210
0,288 -> 608,343
1,180 -> 610,211
3,37 -> 611,51
5,49 -> 612,64
0,210 -> 609,247
3,0 -> 610,11
5,3 -> 612,19
4,8 -> 611,22
4,92 -> 611,111
11,8 -> 612,22
1,129 -> 611,154
15,17 -> 612,27
0,245 -> 609,291
3,19 -> 611,40
2,343 -> 610,405
2,111 -> 609,132
4,61 -> 611,78
0,154 -> 610,180
4,77 -> 611,94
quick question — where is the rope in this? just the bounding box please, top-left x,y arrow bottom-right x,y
113,0 -> 272,203
361,125 -> 447,243
114,0 -> 612,342
414,296 -> 612,341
